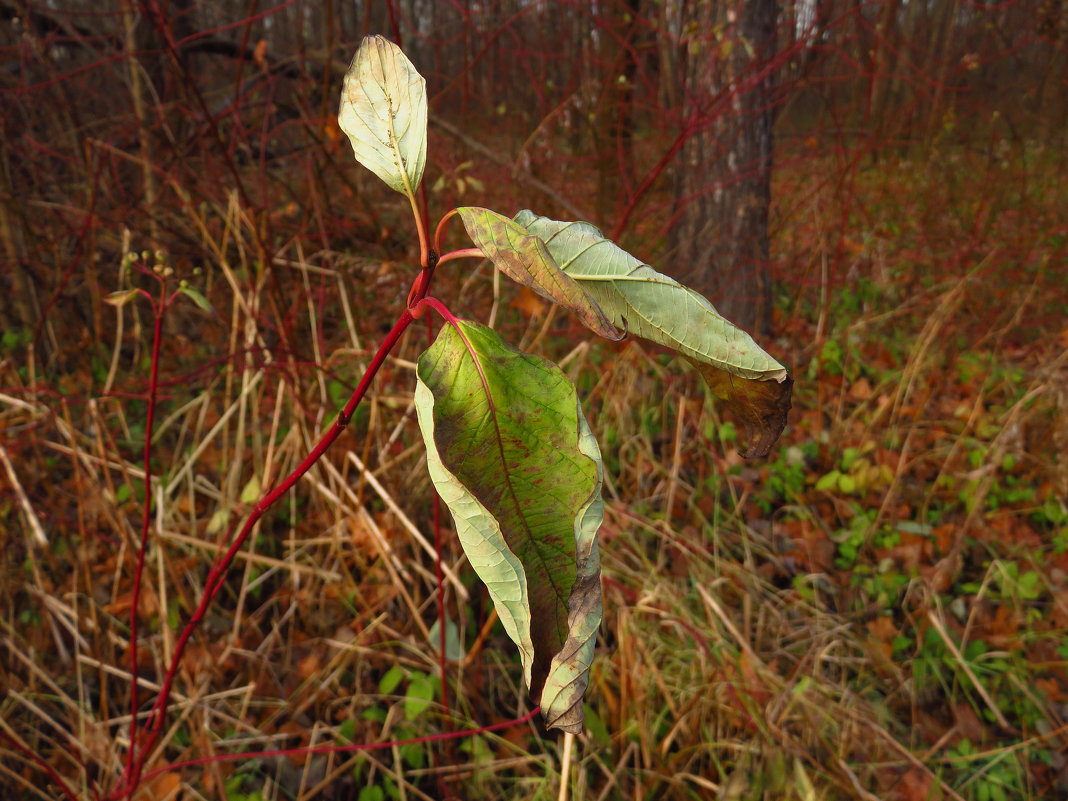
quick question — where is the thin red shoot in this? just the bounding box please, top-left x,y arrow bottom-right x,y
408,190 -> 430,268
119,307 -> 418,797
436,247 -> 485,266
434,208 -> 459,254
125,279 -> 166,783
133,707 -> 541,789
415,296 -> 464,329
0,731 -> 82,801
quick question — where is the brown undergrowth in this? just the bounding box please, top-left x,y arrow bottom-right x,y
2,128 -> 1067,801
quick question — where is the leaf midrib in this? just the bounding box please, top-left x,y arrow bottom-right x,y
446,325 -> 574,624
539,224 -> 779,378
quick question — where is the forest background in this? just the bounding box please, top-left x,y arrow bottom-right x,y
1,1 -> 1067,799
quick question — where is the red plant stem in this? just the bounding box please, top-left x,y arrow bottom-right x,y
119,307 -> 417,798
133,707 -> 541,788
406,259 -> 436,309
125,283 -> 166,781
418,181 -> 432,255
414,296 -> 463,328
433,208 -> 459,254
0,732 -> 82,801
407,191 -> 431,269
385,0 -> 402,46
436,248 -> 484,266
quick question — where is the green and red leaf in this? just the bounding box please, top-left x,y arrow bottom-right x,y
457,207 -> 623,340
514,210 -> 792,457
414,320 -> 603,732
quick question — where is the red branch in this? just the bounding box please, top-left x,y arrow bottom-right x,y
124,280 -> 167,782
0,731 -> 82,801
116,306 -> 418,798
133,707 -> 540,789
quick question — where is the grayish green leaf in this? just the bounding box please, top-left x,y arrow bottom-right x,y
427,617 -> 465,661
415,320 -> 604,731
104,288 -> 140,307
514,210 -> 792,457
338,36 -> 427,196
457,207 -> 622,340
539,410 -> 604,733
177,285 -> 212,313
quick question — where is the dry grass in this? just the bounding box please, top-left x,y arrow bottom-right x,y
3,140 -> 1068,801
3,6 -> 1065,797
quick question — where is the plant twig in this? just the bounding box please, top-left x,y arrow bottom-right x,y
125,281 -> 166,784
118,307 -> 418,797
0,731 -> 81,801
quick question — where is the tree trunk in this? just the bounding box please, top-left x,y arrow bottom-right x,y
668,0 -> 778,335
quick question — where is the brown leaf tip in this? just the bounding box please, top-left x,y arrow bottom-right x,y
738,374 -> 794,459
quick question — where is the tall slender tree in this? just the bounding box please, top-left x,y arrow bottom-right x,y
668,0 -> 778,335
